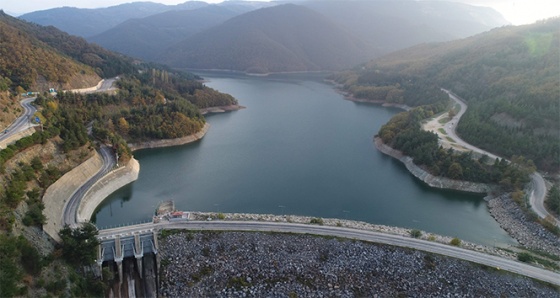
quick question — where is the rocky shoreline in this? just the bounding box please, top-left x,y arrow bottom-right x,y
200,104 -> 246,115
128,123 -> 210,151
374,137 -> 496,194
159,231 -> 559,297
488,194 -> 560,256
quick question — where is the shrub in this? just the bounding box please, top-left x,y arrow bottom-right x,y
517,252 -> 534,263
309,218 -> 324,225
450,237 -> 461,246
410,229 -> 422,238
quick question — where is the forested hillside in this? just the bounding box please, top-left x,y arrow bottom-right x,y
0,11 -> 238,158
0,12 -> 238,296
334,18 -> 559,172
89,5 -> 243,61
0,11 -> 100,91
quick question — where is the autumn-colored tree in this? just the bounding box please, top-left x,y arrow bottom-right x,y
117,117 -> 129,135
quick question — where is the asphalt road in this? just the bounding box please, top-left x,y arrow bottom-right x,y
0,97 -> 37,143
530,172 -> 560,226
98,220 -> 560,287
63,146 -> 116,227
441,89 -> 500,160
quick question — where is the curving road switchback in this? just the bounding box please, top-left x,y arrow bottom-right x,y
441,89 -> 500,160
530,172 -> 560,226
62,146 -> 116,228
0,97 -> 38,143
441,89 -> 558,226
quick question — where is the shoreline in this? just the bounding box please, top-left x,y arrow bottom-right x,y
374,137 -> 497,195
128,122 -> 210,152
325,79 -> 413,111
185,68 -> 331,77
200,104 -> 246,115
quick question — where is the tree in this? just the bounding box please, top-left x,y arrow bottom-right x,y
410,229 -> 422,238
546,185 -> 560,216
117,117 -> 130,135
31,156 -> 43,171
448,162 -> 463,179
450,237 -> 461,246
0,235 -> 23,296
59,223 -> 99,266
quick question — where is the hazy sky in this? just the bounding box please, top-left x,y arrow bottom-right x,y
2,0 -> 559,25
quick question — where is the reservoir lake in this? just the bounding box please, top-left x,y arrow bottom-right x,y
94,72 -> 515,246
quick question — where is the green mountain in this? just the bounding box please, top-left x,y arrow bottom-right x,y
160,4 -> 375,73
334,18 -> 560,171
19,1 -> 209,38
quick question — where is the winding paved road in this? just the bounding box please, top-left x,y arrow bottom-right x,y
0,97 -> 37,143
98,220 -> 560,287
530,173 -> 560,226
56,77 -> 120,227
63,146 -> 116,227
441,89 -> 500,160
441,89 -> 558,226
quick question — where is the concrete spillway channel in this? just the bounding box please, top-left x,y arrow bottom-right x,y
105,254 -> 157,298
98,230 -> 159,297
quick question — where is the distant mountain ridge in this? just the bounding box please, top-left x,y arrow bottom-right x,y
19,1 -> 210,37
19,0 -> 510,75
160,4 -> 375,73
303,0 -> 510,55
88,5 -> 247,61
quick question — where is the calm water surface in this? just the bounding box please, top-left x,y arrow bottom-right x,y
94,72 -> 514,246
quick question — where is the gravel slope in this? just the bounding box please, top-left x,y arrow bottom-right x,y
159,231 -> 559,297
